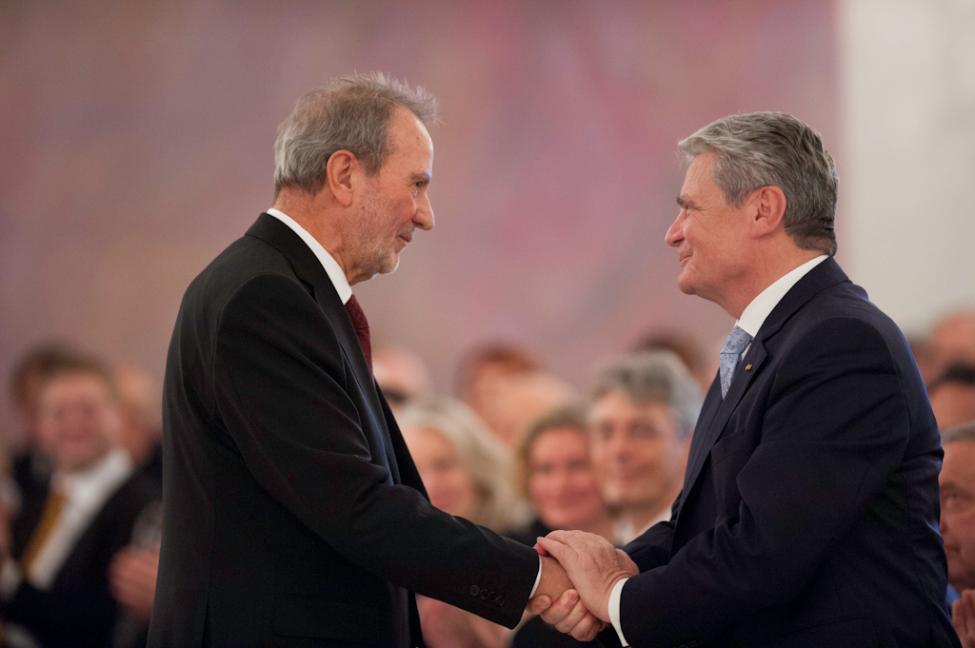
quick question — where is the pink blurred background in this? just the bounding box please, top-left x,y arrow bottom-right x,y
0,1 -> 839,431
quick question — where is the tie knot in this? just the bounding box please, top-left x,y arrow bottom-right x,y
721,326 -> 752,356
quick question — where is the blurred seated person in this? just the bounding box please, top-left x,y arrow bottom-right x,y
399,397 -> 524,648
631,328 -> 715,393
941,423 -> 975,647
6,343 -> 84,512
456,342 -> 562,445
509,405 -> 613,648
373,346 -> 433,415
588,351 -> 703,544
923,309 -> 975,384
113,364 -> 162,482
0,353 -> 158,648
510,405 -> 613,545
930,363 -> 975,432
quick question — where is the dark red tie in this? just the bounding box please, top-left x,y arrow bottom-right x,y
344,295 -> 372,370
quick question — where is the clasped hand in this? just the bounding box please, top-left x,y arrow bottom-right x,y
527,530 -> 638,642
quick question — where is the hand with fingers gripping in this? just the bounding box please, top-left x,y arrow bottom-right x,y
533,530 -> 638,634
528,553 -> 608,642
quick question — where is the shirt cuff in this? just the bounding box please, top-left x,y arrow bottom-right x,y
529,556 -> 542,598
608,577 -> 629,647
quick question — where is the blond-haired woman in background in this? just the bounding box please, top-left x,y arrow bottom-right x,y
399,397 -> 526,648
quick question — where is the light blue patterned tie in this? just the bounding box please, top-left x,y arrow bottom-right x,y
719,326 -> 753,398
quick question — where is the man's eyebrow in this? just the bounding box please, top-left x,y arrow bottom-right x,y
676,195 -> 696,209
412,172 -> 432,184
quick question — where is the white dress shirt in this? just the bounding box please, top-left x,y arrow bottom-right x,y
608,254 -> 829,646
265,207 -> 353,305
264,208 -> 545,598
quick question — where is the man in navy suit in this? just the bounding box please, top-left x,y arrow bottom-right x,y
535,112 -> 958,647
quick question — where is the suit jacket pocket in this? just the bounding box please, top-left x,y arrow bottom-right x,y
273,595 -> 384,642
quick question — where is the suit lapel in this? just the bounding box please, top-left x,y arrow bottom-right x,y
245,213 -> 401,484
680,257 -> 851,500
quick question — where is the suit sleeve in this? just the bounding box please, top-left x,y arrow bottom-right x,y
617,317 -> 912,646
211,274 -> 538,627
624,495 -> 680,572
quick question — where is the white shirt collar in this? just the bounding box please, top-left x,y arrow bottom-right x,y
265,207 -> 353,305
52,448 -> 133,515
736,255 -> 829,338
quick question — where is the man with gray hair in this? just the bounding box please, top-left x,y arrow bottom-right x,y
150,73 -> 589,647
587,352 -> 701,545
537,112 -> 957,647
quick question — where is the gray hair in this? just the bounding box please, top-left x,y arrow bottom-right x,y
397,396 -> 526,532
943,421 -> 975,444
590,351 -> 703,439
679,111 -> 838,255
273,72 -> 438,195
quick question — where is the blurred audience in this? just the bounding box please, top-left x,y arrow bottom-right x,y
509,405 -> 612,648
588,351 -> 703,544
113,364 -> 162,481
399,397 -> 523,648
6,343 -> 83,513
941,423 -> 975,647
632,328 -> 715,393
930,363 -> 975,432
510,405 -> 613,545
373,345 -> 433,415
485,371 -> 576,448
921,309 -> 975,384
0,353 -> 158,647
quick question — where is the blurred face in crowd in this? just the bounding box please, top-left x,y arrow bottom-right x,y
37,371 -> 120,472
929,382 -> 975,432
928,313 -> 975,378
347,107 -> 434,282
589,390 -> 689,514
941,440 -> 975,590
527,426 -> 608,531
665,152 -> 755,311
403,426 -> 477,520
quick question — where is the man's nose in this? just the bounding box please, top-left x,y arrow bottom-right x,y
664,212 -> 683,247
415,195 -> 434,231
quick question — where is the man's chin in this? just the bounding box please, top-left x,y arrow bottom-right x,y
676,274 -> 698,295
378,254 -> 401,275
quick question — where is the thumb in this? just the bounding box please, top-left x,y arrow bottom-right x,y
533,540 -> 550,557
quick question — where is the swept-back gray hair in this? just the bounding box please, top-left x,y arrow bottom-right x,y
943,421 -> 975,444
589,351 -> 703,439
679,111 -> 838,255
273,72 -> 438,196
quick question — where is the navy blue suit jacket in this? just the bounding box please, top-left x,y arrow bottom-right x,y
618,258 -> 958,647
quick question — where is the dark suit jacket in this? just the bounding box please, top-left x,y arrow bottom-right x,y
616,258 -> 958,648
149,214 -> 539,647
3,468 -> 159,647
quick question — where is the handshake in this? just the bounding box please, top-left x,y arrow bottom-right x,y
527,530 -> 639,643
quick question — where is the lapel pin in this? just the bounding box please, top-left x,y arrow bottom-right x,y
745,363 -> 753,371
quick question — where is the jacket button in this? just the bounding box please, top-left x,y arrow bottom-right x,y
469,585 -> 480,597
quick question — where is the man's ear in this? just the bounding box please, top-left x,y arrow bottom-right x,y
325,150 -> 358,208
751,185 -> 788,237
